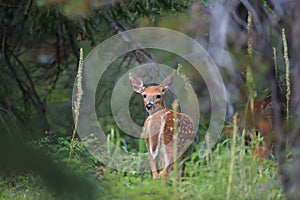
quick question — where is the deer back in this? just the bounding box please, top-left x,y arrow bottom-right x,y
143,108 -> 195,160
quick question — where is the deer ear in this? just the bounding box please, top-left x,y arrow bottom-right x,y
129,73 -> 145,93
159,71 -> 175,92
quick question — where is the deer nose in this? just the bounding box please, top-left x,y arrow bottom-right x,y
145,103 -> 153,110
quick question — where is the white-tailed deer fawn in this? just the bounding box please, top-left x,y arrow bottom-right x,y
129,71 -> 195,180
224,96 -> 275,159
251,96 -> 275,159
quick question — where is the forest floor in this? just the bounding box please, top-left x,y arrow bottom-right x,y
0,135 -> 286,200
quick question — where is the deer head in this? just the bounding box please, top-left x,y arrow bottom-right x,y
129,72 -> 175,115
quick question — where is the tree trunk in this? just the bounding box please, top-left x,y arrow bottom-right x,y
275,1 -> 300,199
288,0 -> 300,199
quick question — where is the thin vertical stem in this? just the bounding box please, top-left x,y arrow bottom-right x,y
282,28 -> 290,123
172,100 -> 179,200
226,113 -> 238,200
246,12 -> 255,139
68,48 -> 84,166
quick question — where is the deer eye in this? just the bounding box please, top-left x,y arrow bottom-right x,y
143,94 -> 147,98
156,94 -> 161,98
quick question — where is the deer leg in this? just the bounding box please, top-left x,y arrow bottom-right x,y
159,144 -> 173,182
159,154 -> 162,171
179,162 -> 186,181
159,162 -> 173,183
148,153 -> 159,180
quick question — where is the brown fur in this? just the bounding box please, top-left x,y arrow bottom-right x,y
129,72 -> 195,181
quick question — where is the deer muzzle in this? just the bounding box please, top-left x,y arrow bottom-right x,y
145,103 -> 154,110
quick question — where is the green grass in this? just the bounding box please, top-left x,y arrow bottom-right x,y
0,174 -> 54,200
0,134 -> 286,200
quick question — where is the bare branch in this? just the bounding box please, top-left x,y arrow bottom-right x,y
102,11 -> 179,102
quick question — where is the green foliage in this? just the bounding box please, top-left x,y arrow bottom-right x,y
0,174 -> 54,200
114,0 -> 192,20
0,0 -> 194,137
0,133 -> 99,200
35,137 -> 100,170
1,132 -> 285,200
